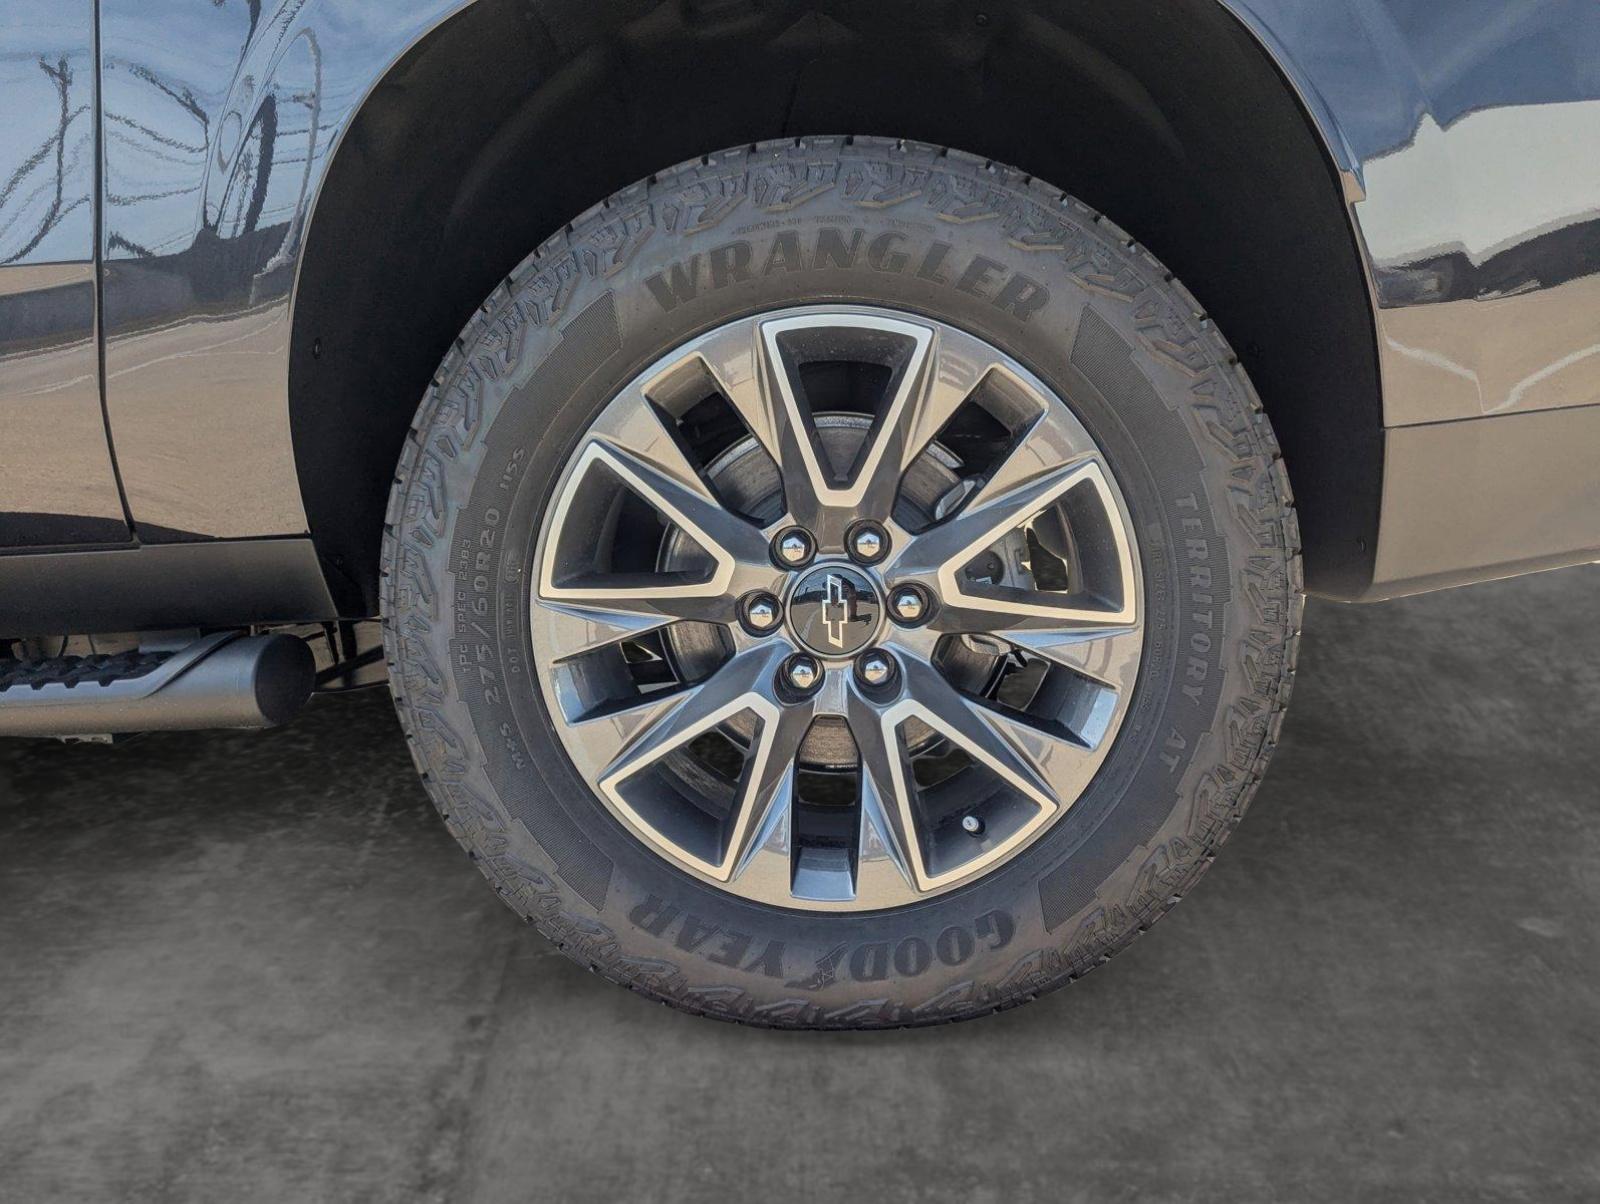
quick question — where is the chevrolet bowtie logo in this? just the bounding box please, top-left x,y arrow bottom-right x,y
822,573 -> 855,649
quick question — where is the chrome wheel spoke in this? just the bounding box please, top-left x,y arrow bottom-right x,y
539,599 -> 684,660
853,764 -> 923,907
999,623 -> 1143,687
539,590 -> 739,651
846,654 -> 1076,894
894,655 -> 1059,811
747,321 -> 831,531
925,597 -> 1136,638
950,688 -> 1102,806
593,644 -> 803,880
724,702 -> 816,889
537,397 -> 774,618
582,436 -> 772,573
570,679 -> 706,761
845,685 -> 921,895
893,454 -> 1098,581
894,447 -> 1137,629
594,644 -> 784,784
700,313 -> 946,543
688,321 -> 790,491
779,315 -> 935,523
895,348 -> 1006,484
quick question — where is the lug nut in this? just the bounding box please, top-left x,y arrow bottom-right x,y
784,654 -> 822,693
742,592 -> 781,633
889,585 -> 927,624
773,528 -> 815,568
848,522 -> 888,565
856,649 -> 895,687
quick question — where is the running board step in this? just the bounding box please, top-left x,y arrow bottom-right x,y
0,632 -> 314,738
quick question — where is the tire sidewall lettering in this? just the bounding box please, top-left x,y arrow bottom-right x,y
387,142 -> 1298,1025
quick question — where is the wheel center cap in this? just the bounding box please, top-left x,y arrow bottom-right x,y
788,565 -> 882,657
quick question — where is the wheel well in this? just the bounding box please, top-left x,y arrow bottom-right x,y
290,0 -> 1381,612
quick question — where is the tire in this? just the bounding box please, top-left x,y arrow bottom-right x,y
381,137 -> 1302,1029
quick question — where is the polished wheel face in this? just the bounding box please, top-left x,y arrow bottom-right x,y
530,306 -> 1143,911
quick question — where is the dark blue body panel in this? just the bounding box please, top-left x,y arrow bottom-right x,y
0,0 -> 129,547
1,0 -> 1596,610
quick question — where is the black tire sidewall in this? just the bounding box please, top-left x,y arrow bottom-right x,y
384,141 -> 1296,1026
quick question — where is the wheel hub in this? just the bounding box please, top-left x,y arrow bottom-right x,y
529,305 -> 1144,911
787,565 -> 882,657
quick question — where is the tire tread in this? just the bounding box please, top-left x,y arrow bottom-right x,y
380,136 -> 1303,1029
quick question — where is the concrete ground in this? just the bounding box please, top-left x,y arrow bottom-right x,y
1,566 -> 1597,1203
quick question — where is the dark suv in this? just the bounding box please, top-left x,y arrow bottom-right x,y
3,0 -> 1597,1027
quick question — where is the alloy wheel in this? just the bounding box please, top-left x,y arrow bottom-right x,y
530,306 -> 1143,911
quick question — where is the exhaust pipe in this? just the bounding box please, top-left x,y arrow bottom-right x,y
0,632 -> 315,738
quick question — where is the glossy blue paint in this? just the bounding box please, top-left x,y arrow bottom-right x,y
1230,0 -> 1600,423
1,0 -> 1595,593
0,0 -> 130,547
0,0 -> 97,267
95,0 -> 469,540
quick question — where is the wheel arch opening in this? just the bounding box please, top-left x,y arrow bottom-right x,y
289,0 -> 1382,613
